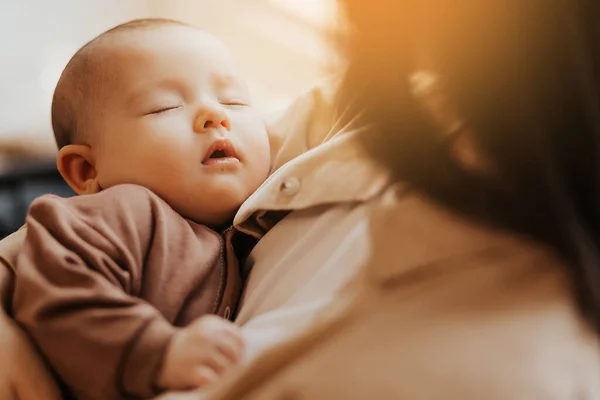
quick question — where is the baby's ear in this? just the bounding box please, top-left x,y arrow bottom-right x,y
56,145 -> 101,195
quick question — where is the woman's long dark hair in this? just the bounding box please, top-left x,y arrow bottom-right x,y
339,0 -> 600,331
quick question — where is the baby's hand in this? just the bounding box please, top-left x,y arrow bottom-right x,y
156,315 -> 245,391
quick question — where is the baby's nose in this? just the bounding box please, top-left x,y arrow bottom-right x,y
193,105 -> 231,133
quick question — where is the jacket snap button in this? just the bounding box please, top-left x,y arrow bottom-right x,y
279,177 -> 301,196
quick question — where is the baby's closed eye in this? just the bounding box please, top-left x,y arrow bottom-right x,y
145,103 -> 184,115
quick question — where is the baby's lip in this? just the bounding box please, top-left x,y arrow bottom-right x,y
202,139 -> 240,164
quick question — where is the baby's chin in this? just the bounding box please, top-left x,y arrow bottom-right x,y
178,197 -> 243,227
185,207 -> 238,228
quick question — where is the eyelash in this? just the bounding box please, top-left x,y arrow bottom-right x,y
147,104 -> 182,115
221,101 -> 248,107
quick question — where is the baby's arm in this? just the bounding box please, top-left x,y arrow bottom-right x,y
12,184 -> 243,399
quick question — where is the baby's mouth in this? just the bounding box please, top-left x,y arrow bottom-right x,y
202,139 -> 240,165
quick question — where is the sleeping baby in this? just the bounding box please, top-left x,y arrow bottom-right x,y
11,18 -> 271,400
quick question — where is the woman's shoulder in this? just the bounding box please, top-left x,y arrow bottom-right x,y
367,185 -> 566,281
358,185 -> 600,397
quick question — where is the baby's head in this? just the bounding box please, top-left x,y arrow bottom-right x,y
53,19 -> 270,226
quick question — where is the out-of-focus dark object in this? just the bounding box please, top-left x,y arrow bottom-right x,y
0,154 -> 73,239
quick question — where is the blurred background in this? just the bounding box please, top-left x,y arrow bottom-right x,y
0,0 -> 340,238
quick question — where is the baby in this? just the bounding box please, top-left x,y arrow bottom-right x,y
11,19 -> 271,400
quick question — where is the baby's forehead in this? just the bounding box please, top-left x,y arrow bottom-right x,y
106,26 -> 233,62
85,27 -> 245,105
95,26 -> 238,83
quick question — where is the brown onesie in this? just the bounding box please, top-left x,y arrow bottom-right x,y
11,184 -> 242,400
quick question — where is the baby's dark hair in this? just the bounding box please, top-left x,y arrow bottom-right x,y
51,18 -> 190,149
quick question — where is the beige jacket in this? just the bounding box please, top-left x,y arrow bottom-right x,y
2,78 -> 600,399
207,188 -> 600,399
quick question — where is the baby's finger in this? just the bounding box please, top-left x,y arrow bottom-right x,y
222,327 -> 245,349
203,351 -> 234,374
189,366 -> 219,389
191,315 -> 238,337
215,334 -> 245,363
211,318 -> 243,337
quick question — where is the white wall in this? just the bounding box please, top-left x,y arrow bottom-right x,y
0,0 -> 150,149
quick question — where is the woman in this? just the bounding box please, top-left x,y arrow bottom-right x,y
3,0 -> 600,398
198,0 -> 600,398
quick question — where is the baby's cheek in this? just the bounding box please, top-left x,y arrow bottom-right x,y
251,134 -> 272,179
94,152 -> 132,188
245,124 -> 271,167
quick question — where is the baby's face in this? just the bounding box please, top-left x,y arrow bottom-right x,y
90,26 -> 270,225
